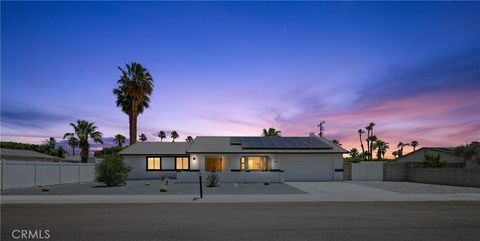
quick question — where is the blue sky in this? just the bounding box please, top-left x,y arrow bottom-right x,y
1,1 -> 479,154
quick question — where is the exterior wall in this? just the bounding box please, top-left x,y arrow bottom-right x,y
351,162 -> 384,181
0,160 -> 95,190
397,149 -> 464,164
270,153 -> 342,181
383,162 -> 407,181
123,155 -> 176,179
177,171 -> 284,183
408,168 -> 480,188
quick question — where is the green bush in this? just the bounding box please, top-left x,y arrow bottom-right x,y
206,172 -> 220,187
422,154 -> 447,168
95,155 -> 132,186
264,180 -> 271,186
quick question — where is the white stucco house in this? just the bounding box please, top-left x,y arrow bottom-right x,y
118,135 -> 347,182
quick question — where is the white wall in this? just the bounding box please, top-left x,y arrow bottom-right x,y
271,153 -> 342,181
122,155 -> 176,179
0,160 -> 95,190
351,162 -> 384,181
177,171 -> 284,183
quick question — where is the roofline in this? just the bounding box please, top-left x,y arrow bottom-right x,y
186,151 -> 348,154
398,147 -> 455,159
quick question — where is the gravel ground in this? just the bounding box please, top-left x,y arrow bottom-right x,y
0,179 -> 306,195
350,181 -> 480,194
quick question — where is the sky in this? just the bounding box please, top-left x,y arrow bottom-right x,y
1,1 -> 480,156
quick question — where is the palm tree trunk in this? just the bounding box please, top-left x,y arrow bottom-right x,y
359,134 -> 365,155
80,146 -> 89,163
129,113 -> 138,145
72,147 -> 75,156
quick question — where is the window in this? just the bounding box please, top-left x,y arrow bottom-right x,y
176,157 -> 189,170
241,156 -> 270,171
147,157 -> 161,171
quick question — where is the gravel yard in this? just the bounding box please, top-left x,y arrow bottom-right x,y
350,181 -> 480,194
0,179 -> 306,195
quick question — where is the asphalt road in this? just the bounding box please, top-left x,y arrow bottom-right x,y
2,202 -> 480,241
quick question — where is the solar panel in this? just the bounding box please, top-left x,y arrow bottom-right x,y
230,137 -> 333,149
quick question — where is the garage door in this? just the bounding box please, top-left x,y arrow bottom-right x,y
282,157 -> 333,181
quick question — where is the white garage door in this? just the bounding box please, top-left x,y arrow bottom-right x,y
281,157 -> 333,181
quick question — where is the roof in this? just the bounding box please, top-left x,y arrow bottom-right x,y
186,136 -> 348,154
118,142 -> 192,155
397,147 -> 456,160
0,148 -> 61,161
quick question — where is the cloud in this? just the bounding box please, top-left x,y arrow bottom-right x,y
1,103 -> 75,130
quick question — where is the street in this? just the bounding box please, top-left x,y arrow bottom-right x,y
2,202 -> 480,241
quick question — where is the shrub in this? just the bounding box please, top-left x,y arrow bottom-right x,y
160,187 -> 168,192
95,155 -> 132,186
422,154 -> 447,168
206,172 -> 220,187
264,181 -> 271,186
41,185 -> 51,192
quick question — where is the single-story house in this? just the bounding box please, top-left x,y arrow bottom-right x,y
119,135 -> 347,182
0,148 -> 62,162
396,147 -> 465,166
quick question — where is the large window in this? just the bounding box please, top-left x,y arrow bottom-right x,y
176,157 -> 189,170
147,157 -> 161,171
241,156 -> 270,171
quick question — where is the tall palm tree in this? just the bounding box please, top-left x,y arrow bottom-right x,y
139,133 -> 148,142
171,131 -> 179,142
410,140 -> 419,151
157,131 -> 166,142
365,122 -> 375,160
63,135 -> 79,156
349,148 -> 359,158
113,62 -> 154,145
64,120 -> 103,163
397,142 -> 410,158
358,129 -> 365,155
186,136 -> 194,142
263,128 -> 281,137
114,134 -> 126,147
367,135 -> 378,160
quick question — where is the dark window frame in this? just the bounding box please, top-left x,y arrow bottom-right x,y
175,156 -> 190,171
146,156 -> 162,172
145,155 -> 190,172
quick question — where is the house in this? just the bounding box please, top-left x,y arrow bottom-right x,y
396,147 -> 465,167
118,135 -> 347,182
0,148 -> 62,162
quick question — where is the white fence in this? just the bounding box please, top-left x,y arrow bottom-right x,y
177,171 -> 285,183
0,160 -> 96,190
351,162 -> 384,181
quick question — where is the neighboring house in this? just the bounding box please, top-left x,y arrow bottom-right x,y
119,135 -> 347,182
396,147 -> 465,166
0,148 -> 62,162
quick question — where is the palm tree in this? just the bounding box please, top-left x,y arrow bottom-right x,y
64,120 -> 103,163
46,137 -> 56,149
114,134 -> 126,147
358,129 -> 365,155
113,62 -> 154,145
263,128 -> 281,137
392,151 -> 399,159
367,135 -> 378,160
186,136 -> 194,142
397,142 -> 410,157
331,139 -> 342,146
349,148 -> 359,158
317,121 -> 326,136
411,140 -> 419,151
372,139 -> 389,160
365,122 -> 375,160
171,131 -> 179,142
63,135 -> 79,155
139,133 -> 148,142
157,131 -> 166,142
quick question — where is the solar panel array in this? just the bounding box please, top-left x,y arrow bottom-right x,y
230,137 -> 333,149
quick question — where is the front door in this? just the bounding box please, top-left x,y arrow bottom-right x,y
205,157 -> 222,172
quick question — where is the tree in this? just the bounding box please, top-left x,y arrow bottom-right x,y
113,62 -> 154,145
367,135 -> 378,160
349,148 -> 359,158
64,135 -> 79,155
139,133 -> 148,142
157,131 -> 166,142
317,121 -> 326,136
365,122 -> 375,160
397,142 -> 410,158
186,136 -> 194,142
114,134 -> 126,147
358,129 -> 366,156
263,128 -> 281,137
422,154 -> 447,168
392,151 -> 399,159
410,140 -> 419,151
171,131 -> 179,142
64,120 -> 103,163
331,139 -> 342,146
95,155 -> 132,186
372,139 -> 389,160
453,141 -> 480,164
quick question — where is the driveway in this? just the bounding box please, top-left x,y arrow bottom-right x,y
2,202 -> 480,241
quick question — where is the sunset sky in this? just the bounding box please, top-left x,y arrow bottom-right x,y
1,2 -> 479,156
